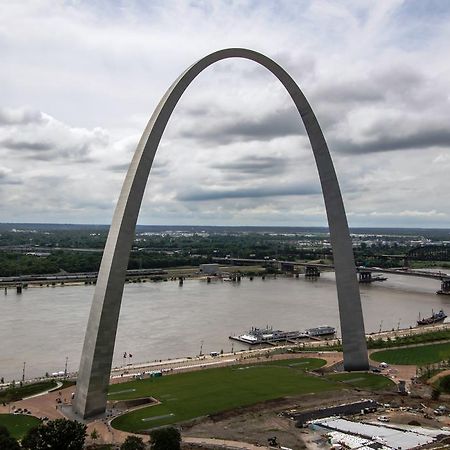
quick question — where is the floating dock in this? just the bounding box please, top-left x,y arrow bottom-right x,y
229,325 -> 335,345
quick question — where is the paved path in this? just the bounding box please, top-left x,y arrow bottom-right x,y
428,369 -> 450,385
0,385 -> 74,419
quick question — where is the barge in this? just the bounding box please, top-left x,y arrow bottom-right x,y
417,309 -> 447,326
305,326 -> 336,337
229,325 -> 336,345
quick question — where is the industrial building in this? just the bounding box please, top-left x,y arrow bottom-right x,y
309,417 -> 449,450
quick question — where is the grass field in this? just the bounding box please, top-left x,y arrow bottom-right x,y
110,358 -> 392,433
0,380 -> 58,403
0,414 -> 41,439
371,342 -> 450,365
326,373 -> 395,390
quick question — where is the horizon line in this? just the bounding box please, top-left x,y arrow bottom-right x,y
0,222 -> 449,231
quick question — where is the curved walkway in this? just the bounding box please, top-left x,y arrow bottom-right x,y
428,369 -> 450,385
23,381 -> 63,400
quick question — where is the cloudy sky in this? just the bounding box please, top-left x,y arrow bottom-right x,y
1,0 -> 450,228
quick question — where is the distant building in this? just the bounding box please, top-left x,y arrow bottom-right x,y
199,263 -> 220,275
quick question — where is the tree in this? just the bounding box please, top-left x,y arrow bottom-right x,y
90,428 -> 99,443
22,418 -> 86,450
439,375 -> 450,393
0,435 -> 21,450
150,427 -> 181,450
0,426 -> 20,450
120,435 -> 146,450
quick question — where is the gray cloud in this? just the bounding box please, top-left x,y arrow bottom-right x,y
179,108 -> 304,144
108,163 -> 130,172
178,183 -> 321,201
313,81 -> 384,105
210,155 -> 288,176
0,108 -> 109,162
1,138 -> 52,152
312,66 -> 425,108
0,107 -> 46,126
0,137 -> 94,162
0,167 -> 22,185
333,127 -> 450,154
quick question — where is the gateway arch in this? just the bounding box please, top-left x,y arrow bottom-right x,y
73,48 -> 369,419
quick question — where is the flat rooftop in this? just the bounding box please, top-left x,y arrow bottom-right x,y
311,417 -> 449,450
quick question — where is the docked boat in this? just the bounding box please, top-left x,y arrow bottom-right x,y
417,309 -> 447,326
305,326 -> 336,337
229,324 -> 336,344
229,326 -> 304,344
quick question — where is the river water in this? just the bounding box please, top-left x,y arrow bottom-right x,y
0,271 -> 449,381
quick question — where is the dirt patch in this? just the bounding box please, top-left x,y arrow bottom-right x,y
182,390 -> 365,450
208,397 -> 297,422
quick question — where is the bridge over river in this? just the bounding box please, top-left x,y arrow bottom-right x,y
212,257 -> 450,295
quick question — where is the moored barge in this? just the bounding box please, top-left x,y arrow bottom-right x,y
417,309 -> 447,326
229,325 -> 336,345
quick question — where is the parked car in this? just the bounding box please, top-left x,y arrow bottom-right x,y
377,416 -> 390,422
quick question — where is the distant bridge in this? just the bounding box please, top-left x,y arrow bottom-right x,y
381,244 -> 450,264
212,257 -> 450,294
407,244 -> 450,262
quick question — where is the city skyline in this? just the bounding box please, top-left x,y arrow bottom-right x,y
1,1 -> 450,227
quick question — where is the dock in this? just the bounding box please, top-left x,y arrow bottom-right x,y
229,325 -> 336,346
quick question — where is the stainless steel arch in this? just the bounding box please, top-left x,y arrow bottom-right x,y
73,48 -> 368,419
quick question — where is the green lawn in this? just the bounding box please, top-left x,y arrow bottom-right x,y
110,358 -> 390,433
326,373 -> 395,390
0,380 -> 58,403
257,358 -> 327,370
371,342 -> 450,365
0,414 -> 41,440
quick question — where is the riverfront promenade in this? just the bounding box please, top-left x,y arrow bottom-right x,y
107,321 -> 450,382
1,322 -> 448,446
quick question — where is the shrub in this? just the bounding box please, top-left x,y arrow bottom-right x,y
0,434 -> 20,450
150,427 -> 181,450
21,418 -> 86,450
439,375 -> 450,393
120,435 -> 146,450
